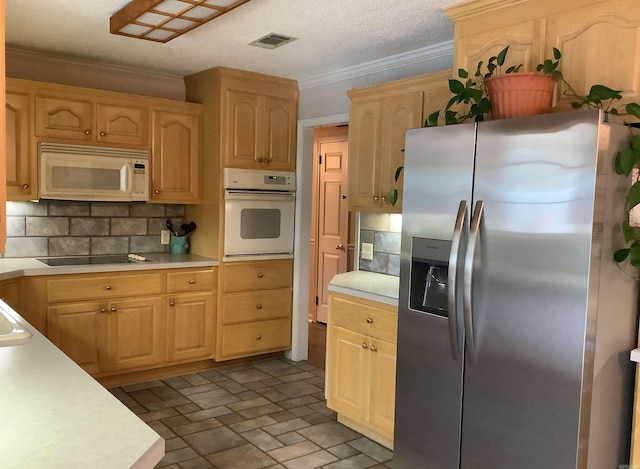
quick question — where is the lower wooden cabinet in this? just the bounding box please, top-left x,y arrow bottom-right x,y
218,259 -> 293,361
166,292 -> 215,362
45,267 -> 217,377
326,292 -> 398,449
48,296 -> 165,374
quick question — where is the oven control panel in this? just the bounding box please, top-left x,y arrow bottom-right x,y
224,168 -> 296,191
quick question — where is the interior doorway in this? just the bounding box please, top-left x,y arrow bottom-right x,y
307,124 -> 353,368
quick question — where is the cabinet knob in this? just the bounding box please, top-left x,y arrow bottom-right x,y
366,317 -> 373,324
257,272 -> 264,278
99,131 -> 106,136
263,159 -> 270,165
370,345 -> 378,352
21,184 -> 29,190
373,195 -> 379,202
154,190 -> 160,194
105,285 -> 112,291
256,335 -> 262,340
256,304 -> 262,309
169,301 -> 175,307
110,307 -> 117,313
362,343 -> 369,349
335,244 -> 345,251
381,196 -> 387,202
100,307 -> 107,313
256,158 -> 263,163
84,129 -> 91,135
188,279 -> 196,284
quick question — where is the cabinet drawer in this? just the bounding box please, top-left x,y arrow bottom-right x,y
47,273 -> 164,302
220,319 -> 291,358
331,294 -> 397,344
221,288 -> 292,324
166,268 -> 216,293
223,259 -> 292,292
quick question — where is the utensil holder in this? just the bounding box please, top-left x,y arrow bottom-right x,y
170,234 -> 189,254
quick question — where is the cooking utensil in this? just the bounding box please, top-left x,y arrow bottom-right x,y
184,221 -> 197,236
166,219 -> 176,235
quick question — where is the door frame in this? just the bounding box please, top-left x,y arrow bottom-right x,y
309,125 -> 349,324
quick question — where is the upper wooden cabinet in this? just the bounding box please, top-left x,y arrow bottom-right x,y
6,83 -> 36,200
347,71 -> 451,213
5,77 -> 203,203
150,105 -> 202,204
186,66 -> 299,172
35,95 -> 149,148
445,0 -> 640,111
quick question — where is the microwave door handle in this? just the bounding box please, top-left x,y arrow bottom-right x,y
125,161 -> 133,194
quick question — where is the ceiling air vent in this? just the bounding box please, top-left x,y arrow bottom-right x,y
250,33 -> 296,49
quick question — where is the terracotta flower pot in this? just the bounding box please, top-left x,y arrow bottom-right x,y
484,72 -> 557,119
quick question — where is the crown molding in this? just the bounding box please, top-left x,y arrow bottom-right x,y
444,0 -> 528,21
297,40 -> 454,90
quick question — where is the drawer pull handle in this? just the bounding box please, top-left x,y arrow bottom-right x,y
362,343 -> 368,349
169,301 -> 175,307
370,345 -> 378,352
110,307 -> 117,313
257,272 -> 264,278
256,335 -> 262,340
189,279 -> 196,284
105,285 -> 112,291
366,317 -> 373,324
256,304 -> 262,309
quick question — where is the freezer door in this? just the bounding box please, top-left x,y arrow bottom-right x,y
394,123 -> 476,469
460,111 -> 601,468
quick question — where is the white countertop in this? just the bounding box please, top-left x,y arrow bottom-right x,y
0,253 -> 218,280
0,304 -> 163,468
328,270 -> 399,306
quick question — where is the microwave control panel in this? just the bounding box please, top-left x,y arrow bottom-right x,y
132,159 -> 149,197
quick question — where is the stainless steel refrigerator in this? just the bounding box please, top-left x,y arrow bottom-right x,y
394,109 -> 639,469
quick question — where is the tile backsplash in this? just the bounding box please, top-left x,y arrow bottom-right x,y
359,213 -> 402,276
5,201 -> 185,258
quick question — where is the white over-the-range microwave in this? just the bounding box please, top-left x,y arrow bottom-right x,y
38,142 -> 150,202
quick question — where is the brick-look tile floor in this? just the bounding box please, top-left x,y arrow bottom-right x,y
109,358 -> 394,469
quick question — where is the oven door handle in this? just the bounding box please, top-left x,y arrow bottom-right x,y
225,190 -> 295,201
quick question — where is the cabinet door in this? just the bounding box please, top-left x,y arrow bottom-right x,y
327,325 -> 369,422
380,92 -> 423,212
6,92 -> 36,200
166,292 -> 215,362
35,95 -> 94,141
47,302 -> 107,374
0,280 -> 19,310
348,98 -> 383,210
368,338 -> 397,440
108,297 -> 164,371
151,110 -> 200,203
263,96 -> 297,171
224,89 -> 260,168
96,103 -> 149,147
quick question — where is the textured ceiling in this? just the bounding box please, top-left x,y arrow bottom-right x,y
6,0 -> 459,81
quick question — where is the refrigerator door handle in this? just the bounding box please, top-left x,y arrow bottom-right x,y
447,200 -> 467,361
464,199 -> 484,362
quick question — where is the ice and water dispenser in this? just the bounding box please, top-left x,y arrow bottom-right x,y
409,237 -> 451,318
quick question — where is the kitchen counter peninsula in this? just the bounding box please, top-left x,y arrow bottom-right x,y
0,303 -> 163,468
328,270 -> 399,306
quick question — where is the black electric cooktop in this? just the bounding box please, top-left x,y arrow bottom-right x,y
37,254 -> 153,267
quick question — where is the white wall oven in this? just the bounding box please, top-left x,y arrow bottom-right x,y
224,168 -> 295,257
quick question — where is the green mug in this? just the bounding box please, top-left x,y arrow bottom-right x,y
170,235 -> 189,254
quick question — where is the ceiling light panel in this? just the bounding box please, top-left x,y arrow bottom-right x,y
110,0 -> 251,43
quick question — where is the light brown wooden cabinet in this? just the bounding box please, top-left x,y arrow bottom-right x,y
150,106 -> 201,204
224,89 -> 297,170
326,292 -> 398,449
6,86 -> 36,200
218,258 -> 293,360
35,95 -> 149,148
445,0 -> 640,111
0,278 -> 20,311
347,71 -> 451,212
45,267 -> 216,376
